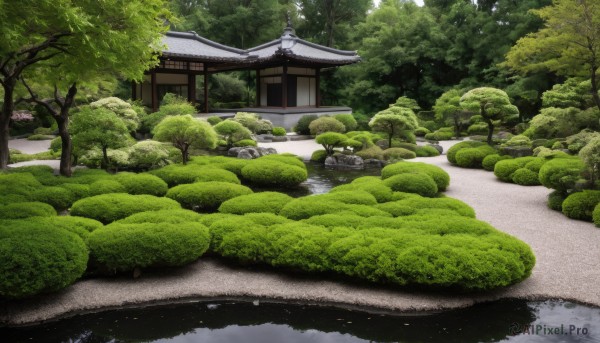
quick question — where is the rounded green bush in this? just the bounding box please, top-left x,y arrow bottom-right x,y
0,202 -> 57,219
539,158 -> 585,192
0,216 -> 103,240
117,209 -> 203,224
218,192 -> 293,215
151,164 -> 240,187
89,180 -> 127,196
59,183 -> 90,201
207,116 -> 223,126
374,202 -> 417,217
167,182 -> 253,212
524,158 -> 546,173
592,203 -> 600,227
329,180 -> 394,203
241,160 -> 307,188
562,190 -> 600,221
381,162 -> 450,191
548,191 -> 567,211
243,213 -> 291,226
70,194 -> 181,224
88,222 -> 210,273
233,139 -> 257,147
382,148 -> 416,160
257,154 -> 305,168
355,145 -> 384,160
334,114 -> 358,132
455,146 -> 497,168
392,197 -> 476,217
494,157 -> 535,182
447,141 -> 487,164
302,214 -> 367,228
295,114 -> 319,135
424,130 -> 453,141
113,172 -> 169,196
310,149 -> 328,163
309,116 -> 345,135
278,197 -> 390,220
210,159 -> 250,177
320,190 -> 378,205
383,173 -> 438,197
272,127 -> 287,136
482,154 -> 512,171
0,172 -> 42,196
29,186 -> 75,211
0,225 -> 88,298
511,168 -> 541,186
415,145 -> 440,157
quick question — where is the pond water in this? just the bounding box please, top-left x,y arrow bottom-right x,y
2,299 -> 599,343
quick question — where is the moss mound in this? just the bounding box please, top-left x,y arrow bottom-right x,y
241,160 -> 307,188
381,162 -> 450,191
167,182 -> 253,212
218,192 -> 293,214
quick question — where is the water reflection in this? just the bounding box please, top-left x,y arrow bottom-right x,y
2,299 -> 598,343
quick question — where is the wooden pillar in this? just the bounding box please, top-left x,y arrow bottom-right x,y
255,69 -> 261,107
316,68 -> 321,108
187,74 -> 196,105
282,64 -> 288,109
151,72 -> 158,112
203,65 -> 209,113
131,81 -> 137,100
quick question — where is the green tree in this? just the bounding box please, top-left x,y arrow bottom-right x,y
393,96 -> 421,113
70,107 -> 132,170
214,120 -> 253,149
0,0 -> 170,172
433,88 -> 470,137
579,136 -> 600,185
315,132 -> 348,156
504,0 -> 600,111
153,115 -> 217,164
369,106 -> 419,148
460,87 -> 519,145
541,78 -> 595,110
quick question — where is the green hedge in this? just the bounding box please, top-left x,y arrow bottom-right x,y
58,183 -> 91,201
28,186 -> 75,211
0,202 -> 57,219
592,203 -> 600,227
167,182 -> 253,212
151,164 -> 240,187
117,209 -> 204,224
218,192 -> 293,215
511,168 -> 541,186
0,216 -> 102,241
272,127 -> 287,136
0,172 -> 42,196
382,173 -> 438,197
389,196 -> 476,218
455,145 -> 497,168
70,194 -> 181,224
320,190 -> 378,205
0,225 -> 88,298
562,190 -> 600,221
425,130 -> 453,141
88,180 -> 127,196
113,172 -> 169,196
494,157 -> 536,182
255,154 -> 305,169
548,191 -> 567,211
278,197 -> 391,220
447,141 -> 487,165
381,162 -> 450,191
482,154 -> 513,171
382,148 -> 416,160
415,145 -> 440,157
329,179 -> 394,203
538,158 -> 585,192
88,222 -> 210,273
241,160 -> 307,188
302,214 -> 368,228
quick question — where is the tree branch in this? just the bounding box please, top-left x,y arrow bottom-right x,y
20,77 -> 58,117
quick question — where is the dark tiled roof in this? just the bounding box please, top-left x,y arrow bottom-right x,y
161,29 -> 361,66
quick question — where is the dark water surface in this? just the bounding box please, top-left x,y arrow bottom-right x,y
2,299 -> 599,343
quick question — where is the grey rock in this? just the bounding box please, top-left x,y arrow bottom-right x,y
272,136 -> 288,142
228,147 -> 242,157
363,158 -> 386,168
325,154 -> 364,168
237,150 -> 254,159
428,144 -> 443,154
499,146 -> 533,158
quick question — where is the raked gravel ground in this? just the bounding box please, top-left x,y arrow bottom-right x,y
2,138 -> 600,325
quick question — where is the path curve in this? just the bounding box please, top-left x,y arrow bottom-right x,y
2,140 -> 599,326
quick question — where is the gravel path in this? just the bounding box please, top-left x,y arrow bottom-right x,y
2,139 -> 599,325
8,138 -> 51,154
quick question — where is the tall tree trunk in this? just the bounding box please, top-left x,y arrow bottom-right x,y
57,117 -> 72,177
388,125 -> 394,148
101,146 -> 109,170
182,145 -> 189,165
485,119 -> 494,146
0,79 -> 16,169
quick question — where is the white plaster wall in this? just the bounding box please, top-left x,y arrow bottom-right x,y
297,77 -> 310,106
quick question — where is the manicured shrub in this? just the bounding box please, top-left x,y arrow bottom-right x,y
511,168 -> 541,186
243,213 -> 291,226
27,186 -> 75,211
219,192 -> 294,214
278,197 -> 390,221
70,194 -> 181,224
538,158 -> 585,192
0,194 -> 28,205
0,202 -> 57,219
88,222 -> 210,273
330,180 -> 394,203
127,140 -> 171,170
309,116 -> 345,135
256,154 -> 305,169
355,145 -> 384,160
414,127 -> 431,137
382,148 -> 416,161
494,157 -> 535,182
382,173 -> 438,197
482,154 -> 513,171
58,183 -> 90,201
88,180 -> 127,196
524,158 -> 546,173
561,190 -> 600,221
1,216 -> 103,240
592,203 -> 600,227
373,202 -> 417,217
424,130 -> 453,141
241,160 -> 307,188
272,127 -> 287,136
334,114 -> 358,132
0,172 -> 42,196
295,114 -> 319,135
415,145 -> 440,157
113,172 -> 169,196
548,191 -> 567,211
69,169 -> 112,184
167,182 -> 253,212
207,116 -> 223,126
302,214 -> 367,228
0,225 -> 87,299
117,209 -> 203,224
392,197 -> 476,217
455,145 -> 497,168
233,139 -> 257,147
447,141 -> 487,164
320,190 -> 378,205
151,164 -> 240,186
310,149 -> 328,163
381,162 -> 450,191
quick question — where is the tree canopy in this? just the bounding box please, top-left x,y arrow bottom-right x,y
153,115 -> 217,164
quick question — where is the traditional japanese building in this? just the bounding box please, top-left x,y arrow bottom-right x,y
133,25 -> 361,128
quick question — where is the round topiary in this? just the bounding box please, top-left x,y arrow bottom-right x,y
455,145 -> 497,168
70,194 -> 181,224
88,222 -> 210,273
0,201 -> 57,219
329,180 -> 394,203
167,181 -> 253,212
415,145 -> 440,157
309,116 -> 346,135
482,154 -> 512,171
334,114 -> 358,132
256,154 -> 305,169
218,192 -> 293,215
524,158 -> 546,173
272,127 -> 287,136
320,190 -> 378,205
382,173 -> 438,197
562,190 -> 600,221
295,114 -> 319,135
151,164 -> 240,186
207,116 -> 223,126
88,180 -> 127,196
111,172 -> 169,196
233,139 -> 257,147
447,141 -> 487,165
59,183 -> 90,201
241,160 -> 307,188
310,149 -> 328,163
548,190 -> 567,211
539,158 -> 585,192
0,225 -> 88,298
511,168 -> 541,186
381,162 -> 450,191
494,157 -> 535,182
382,148 -> 416,161
117,209 -> 203,224
0,172 -> 42,196
28,186 -> 75,211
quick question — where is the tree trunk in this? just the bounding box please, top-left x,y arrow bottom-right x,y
590,64 -> 600,112
388,125 -> 394,148
0,79 -> 16,169
485,119 -> 494,146
57,118 -> 72,177
182,145 -> 189,165
101,146 -> 109,170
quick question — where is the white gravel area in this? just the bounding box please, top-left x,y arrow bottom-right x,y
258,139 -> 322,160
2,139 -> 600,325
8,138 -> 51,154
